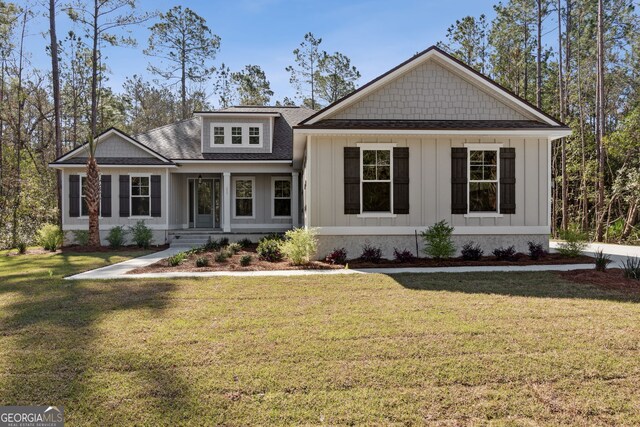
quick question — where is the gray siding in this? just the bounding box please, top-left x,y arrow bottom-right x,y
201,117 -> 272,154
94,134 -> 154,158
230,174 -> 292,228
305,135 -> 549,228
329,59 -> 535,121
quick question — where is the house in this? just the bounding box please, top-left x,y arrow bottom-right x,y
50,46 -> 570,258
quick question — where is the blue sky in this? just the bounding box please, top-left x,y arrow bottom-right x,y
24,0 -> 500,107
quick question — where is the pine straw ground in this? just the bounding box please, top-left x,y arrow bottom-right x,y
1,250 -> 639,425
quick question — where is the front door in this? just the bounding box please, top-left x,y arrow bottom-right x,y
188,178 -> 220,228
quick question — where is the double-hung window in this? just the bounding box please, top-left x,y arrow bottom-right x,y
249,127 -> 260,145
469,150 -> 498,212
234,178 -> 254,217
130,176 -> 150,216
231,127 -> 242,144
273,178 -> 291,217
213,127 -> 225,144
362,149 -> 391,212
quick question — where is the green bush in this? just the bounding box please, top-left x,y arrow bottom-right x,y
421,220 -> 456,259
215,251 -> 229,263
167,252 -> 187,267
237,238 -> 252,248
257,238 -> 283,262
16,242 -> 27,254
594,249 -> 611,272
37,224 -> 63,251
622,257 -> 640,280
195,256 -> 209,267
204,237 -> 221,251
240,254 -> 252,266
129,220 -> 153,248
280,227 -> 318,265
218,237 -> 229,247
556,227 -> 588,257
72,230 -> 90,246
107,226 -> 127,249
227,242 -> 242,254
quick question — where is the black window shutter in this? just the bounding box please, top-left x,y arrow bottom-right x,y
344,147 -> 361,214
393,147 -> 409,214
100,175 -> 111,217
499,147 -> 516,214
451,147 -> 468,214
119,175 -> 130,217
69,174 -> 80,217
151,175 -> 161,217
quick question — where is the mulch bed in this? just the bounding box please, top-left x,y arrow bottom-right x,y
558,269 -> 640,293
4,245 -> 168,256
344,252 -> 594,269
130,246 -> 341,274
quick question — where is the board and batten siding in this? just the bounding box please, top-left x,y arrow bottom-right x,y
305,135 -> 549,229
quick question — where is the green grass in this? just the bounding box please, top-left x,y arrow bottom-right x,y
1,252 -> 639,425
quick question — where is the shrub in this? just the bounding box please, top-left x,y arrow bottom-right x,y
527,241 -> 546,260
259,233 -> 284,243
237,238 -> 252,248
215,251 -> 229,263
37,224 -> 63,251
621,257 -> 640,280
556,227 -> 587,257
107,226 -> 127,249
493,246 -> 517,261
72,230 -> 90,246
594,249 -> 611,272
16,242 -> 27,254
240,254 -> 252,266
421,220 -> 456,259
204,237 -> 221,251
325,248 -> 347,265
393,248 -> 414,263
227,242 -> 242,254
360,243 -> 382,263
195,256 -> 209,267
461,242 -> 483,261
167,252 -> 187,267
257,238 -> 283,262
280,227 -> 318,265
129,220 -> 153,248
218,237 -> 229,247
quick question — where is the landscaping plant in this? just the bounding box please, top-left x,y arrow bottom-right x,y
204,237 -> 221,251
218,237 -> 229,247
227,242 -> 242,254
621,256 -> 640,280
556,227 -> 588,257
527,241 -> 546,260
215,251 -> 229,263
594,249 -> 611,272
195,256 -> 209,267
421,220 -> 456,259
167,252 -> 187,267
461,242 -> 483,261
237,238 -> 252,248
492,246 -> 517,261
16,242 -> 27,254
257,238 -> 284,262
240,254 -> 252,266
107,226 -> 127,249
360,243 -> 382,263
129,221 -> 153,248
280,227 -> 318,265
72,230 -> 90,246
393,248 -> 414,263
37,223 -> 63,251
325,248 -> 347,265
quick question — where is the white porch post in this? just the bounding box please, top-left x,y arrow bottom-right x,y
291,171 -> 299,228
223,172 -> 231,232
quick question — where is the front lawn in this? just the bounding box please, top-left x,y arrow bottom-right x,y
1,252 -> 639,425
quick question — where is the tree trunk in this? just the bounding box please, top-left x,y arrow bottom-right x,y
595,0 -> 606,242
86,156 -> 101,246
620,202 -> 638,241
558,0 -> 568,232
536,0 -> 542,108
181,28 -> 187,119
87,0 -> 101,247
49,0 -> 62,226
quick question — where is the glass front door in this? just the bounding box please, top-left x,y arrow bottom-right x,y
189,178 -> 220,228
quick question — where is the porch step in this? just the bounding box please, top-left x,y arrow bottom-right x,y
170,234 -> 212,248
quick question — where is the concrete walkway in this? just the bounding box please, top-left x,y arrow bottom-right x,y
550,241 -> 640,266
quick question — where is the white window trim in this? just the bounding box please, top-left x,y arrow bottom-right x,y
357,143 -> 397,218
210,123 -> 264,148
213,126 -> 225,145
232,176 -> 255,219
78,173 -> 102,219
271,176 -> 292,219
464,143 -> 502,218
130,173 -> 152,218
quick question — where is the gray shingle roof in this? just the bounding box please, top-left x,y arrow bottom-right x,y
134,106 -> 315,161
53,157 -> 172,165
295,119 -> 569,130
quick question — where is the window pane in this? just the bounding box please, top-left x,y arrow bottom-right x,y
377,150 -> 390,165
484,150 -> 497,165
363,166 -> 376,181
470,166 -> 484,180
236,199 -> 252,216
469,182 -> 497,212
362,182 -> 391,212
274,180 -> 290,198
236,180 -> 252,198
274,199 -> 291,216
470,151 -> 484,164
362,150 -> 376,165
132,197 -> 150,216
484,165 -> 497,180
81,197 -> 89,216
377,165 -> 391,180
232,127 -> 242,144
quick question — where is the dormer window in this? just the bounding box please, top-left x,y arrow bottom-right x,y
209,123 -> 263,147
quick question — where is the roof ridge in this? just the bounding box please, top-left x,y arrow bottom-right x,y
135,116 -> 198,138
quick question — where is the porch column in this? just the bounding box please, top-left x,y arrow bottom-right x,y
223,172 -> 231,232
291,172 -> 299,228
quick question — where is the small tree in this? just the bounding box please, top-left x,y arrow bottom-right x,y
285,32 -> 322,109
421,220 -> 456,259
231,65 -> 273,106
